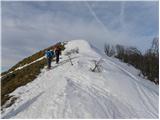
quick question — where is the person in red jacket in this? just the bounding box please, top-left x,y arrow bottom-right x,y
54,46 -> 61,64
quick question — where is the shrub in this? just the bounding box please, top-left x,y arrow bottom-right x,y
104,38 -> 159,84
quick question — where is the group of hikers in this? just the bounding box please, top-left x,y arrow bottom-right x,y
45,46 -> 61,69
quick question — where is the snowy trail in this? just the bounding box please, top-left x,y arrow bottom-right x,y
1,40 -> 159,119
106,56 -> 158,105
104,56 -> 158,117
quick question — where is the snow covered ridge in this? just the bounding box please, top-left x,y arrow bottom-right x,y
1,40 -> 159,119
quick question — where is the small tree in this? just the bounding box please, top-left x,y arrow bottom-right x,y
115,44 -> 125,59
104,44 -> 115,57
151,37 -> 159,56
64,48 -> 79,65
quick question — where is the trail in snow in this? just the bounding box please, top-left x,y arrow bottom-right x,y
104,56 -> 158,117
1,40 -> 159,119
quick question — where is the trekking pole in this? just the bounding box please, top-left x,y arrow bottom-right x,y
68,55 -> 73,66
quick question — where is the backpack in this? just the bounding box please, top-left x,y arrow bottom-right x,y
50,50 -> 55,57
45,51 -> 53,58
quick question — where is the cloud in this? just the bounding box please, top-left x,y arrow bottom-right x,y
120,1 -> 125,28
1,1 -> 158,71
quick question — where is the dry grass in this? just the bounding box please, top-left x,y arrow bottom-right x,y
1,58 -> 47,107
1,42 -> 66,109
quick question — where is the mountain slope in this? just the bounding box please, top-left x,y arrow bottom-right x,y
1,42 -> 65,107
1,40 -> 159,118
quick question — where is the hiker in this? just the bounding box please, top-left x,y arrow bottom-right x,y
54,46 -> 61,64
45,49 -> 54,69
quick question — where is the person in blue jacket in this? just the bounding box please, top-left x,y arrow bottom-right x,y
45,49 -> 54,69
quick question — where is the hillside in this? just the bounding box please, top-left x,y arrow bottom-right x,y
1,42 -> 65,108
1,40 -> 159,118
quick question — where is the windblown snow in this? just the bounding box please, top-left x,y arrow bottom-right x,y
1,40 -> 159,119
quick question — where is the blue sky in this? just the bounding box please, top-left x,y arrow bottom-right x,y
1,1 -> 159,72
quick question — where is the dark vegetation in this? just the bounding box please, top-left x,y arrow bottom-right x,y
104,38 -> 159,85
1,42 -> 66,110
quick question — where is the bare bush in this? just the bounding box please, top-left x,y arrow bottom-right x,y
64,48 -> 79,66
104,44 -> 115,57
90,58 -> 103,72
65,47 -> 79,56
109,37 -> 159,85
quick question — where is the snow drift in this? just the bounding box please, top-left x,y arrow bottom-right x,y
1,40 -> 159,119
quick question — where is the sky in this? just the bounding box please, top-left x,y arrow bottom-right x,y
1,1 -> 159,72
